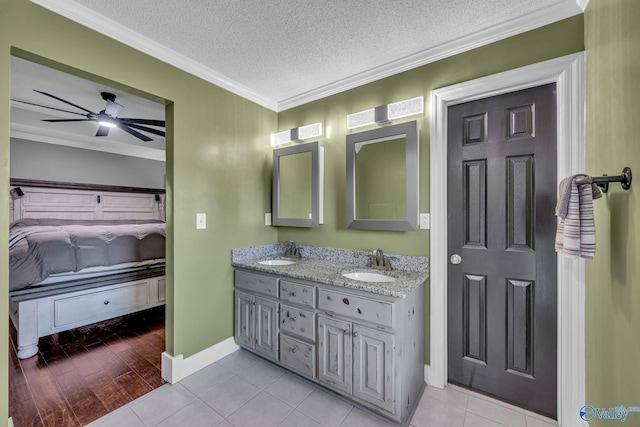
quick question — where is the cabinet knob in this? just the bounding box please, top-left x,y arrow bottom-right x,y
291,292 -> 297,296
291,347 -> 297,353
352,331 -> 358,337
103,301 -> 109,305
343,330 -> 349,335
292,317 -> 297,321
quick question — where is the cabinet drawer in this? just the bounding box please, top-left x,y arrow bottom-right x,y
279,280 -> 315,308
318,288 -> 393,328
54,281 -> 149,328
280,334 -> 316,378
280,304 -> 315,340
235,270 -> 278,298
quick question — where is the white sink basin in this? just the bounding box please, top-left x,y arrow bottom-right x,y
342,272 -> 397,283
259,259 -> 297,266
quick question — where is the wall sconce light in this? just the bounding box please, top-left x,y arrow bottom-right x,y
271,122 -> 323,147
346,96 -> 424,129
10,187 -> 25,199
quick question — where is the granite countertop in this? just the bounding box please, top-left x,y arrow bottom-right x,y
231,244 -> 429,298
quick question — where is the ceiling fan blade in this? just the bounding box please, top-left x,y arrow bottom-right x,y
126,123 -> 166,137
11,99 -> 92,117
42,119 -> 95,122
96,126 -> 111,137
120,125 -> 153,142
120,118 -> 165,127
34,90 -> 97,115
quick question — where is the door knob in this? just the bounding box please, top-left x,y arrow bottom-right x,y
450,254 -> 462,265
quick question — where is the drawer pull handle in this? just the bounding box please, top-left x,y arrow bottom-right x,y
103,301 -> 109,305
291,292 -> 297,296
342,298 -> 350,305
291,347 -> 297,353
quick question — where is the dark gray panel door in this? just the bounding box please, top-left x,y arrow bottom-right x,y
447,84 -> 557,418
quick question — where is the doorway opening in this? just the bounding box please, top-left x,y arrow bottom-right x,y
8,52 -> 170,426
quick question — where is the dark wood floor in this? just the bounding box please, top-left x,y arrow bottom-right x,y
9,306 -> 166,427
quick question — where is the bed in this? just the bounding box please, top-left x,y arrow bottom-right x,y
8,180 -> 166,359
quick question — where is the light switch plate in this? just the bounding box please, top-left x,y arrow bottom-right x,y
265,213 -> 272,226
196,213 -> 206,229
419,213 -> 430,229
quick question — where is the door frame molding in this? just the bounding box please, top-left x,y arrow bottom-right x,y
429,52 -> 585,427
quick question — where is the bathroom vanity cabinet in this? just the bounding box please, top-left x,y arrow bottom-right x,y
233,267 -> 425,425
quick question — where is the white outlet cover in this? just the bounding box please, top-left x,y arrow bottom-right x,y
419,213 -> 430,229
196,213 -> 206,229
265,213 -> 272,226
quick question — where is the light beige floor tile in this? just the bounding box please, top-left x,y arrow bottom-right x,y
467,397 -> 526,427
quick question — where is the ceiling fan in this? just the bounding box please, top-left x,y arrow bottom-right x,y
14,90 -> 165,142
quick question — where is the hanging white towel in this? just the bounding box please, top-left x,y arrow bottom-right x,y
555,175 -> 599,259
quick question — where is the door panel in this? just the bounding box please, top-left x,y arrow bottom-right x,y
353,325 -> 394,413
255,297 -> 278,360
447,84 -> 557,418
318,316 -> 352,394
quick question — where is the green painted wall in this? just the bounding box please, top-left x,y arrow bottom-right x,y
277,16 -> 584,364
277,16 -> 585,255
1,0 -> 276,424
585,0 -> 640,424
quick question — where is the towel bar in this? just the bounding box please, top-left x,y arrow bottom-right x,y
575,167 -> 632,193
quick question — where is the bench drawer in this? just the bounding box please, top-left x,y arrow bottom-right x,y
318,288 -> 393,328
235,270 -> 278,298
54,281 -> 149,328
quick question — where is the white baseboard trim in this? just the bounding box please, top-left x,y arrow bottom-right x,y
424,364 -> 433,387
161,337 -> 239,384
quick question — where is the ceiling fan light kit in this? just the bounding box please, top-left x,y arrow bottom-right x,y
13,90 -> 166,142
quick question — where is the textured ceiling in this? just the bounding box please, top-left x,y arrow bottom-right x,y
69,0 -> 583,109
12,0 -> 583,158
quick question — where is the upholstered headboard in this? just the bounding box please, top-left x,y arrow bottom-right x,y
9,179 -> 165,223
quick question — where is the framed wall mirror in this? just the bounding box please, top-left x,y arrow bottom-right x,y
273,141 -> 324,227
346,121 -> 418,231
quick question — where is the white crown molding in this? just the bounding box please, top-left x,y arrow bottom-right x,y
31,0 -> 583,113
276,1 -> 583,111
29,0 -> 278,111
576,0 -> 590,12
11,123 -> 166,161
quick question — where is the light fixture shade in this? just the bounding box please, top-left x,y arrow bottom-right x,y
271,129 -> 293,146
346,108 -> 375,129
388,96 -> 423,120
346,96 -> 423,129
298,122 -> 323,140
271,122 -> 323,146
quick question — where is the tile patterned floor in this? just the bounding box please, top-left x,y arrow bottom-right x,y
88,349 -> 558,427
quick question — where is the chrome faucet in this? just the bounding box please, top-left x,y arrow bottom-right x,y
369,248 -> 391,271
283,240 -> 300,259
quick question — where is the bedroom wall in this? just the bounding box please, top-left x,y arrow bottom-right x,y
0,0 -> 277,424
584,0 -> 640,423
10,138 -> 166,189
277,16 -> 585,364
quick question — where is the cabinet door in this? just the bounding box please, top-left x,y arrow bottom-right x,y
254,297 -> 279,360
235,291 -> 254,349
318,315 -> 352,394
353,325 -> 395,413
